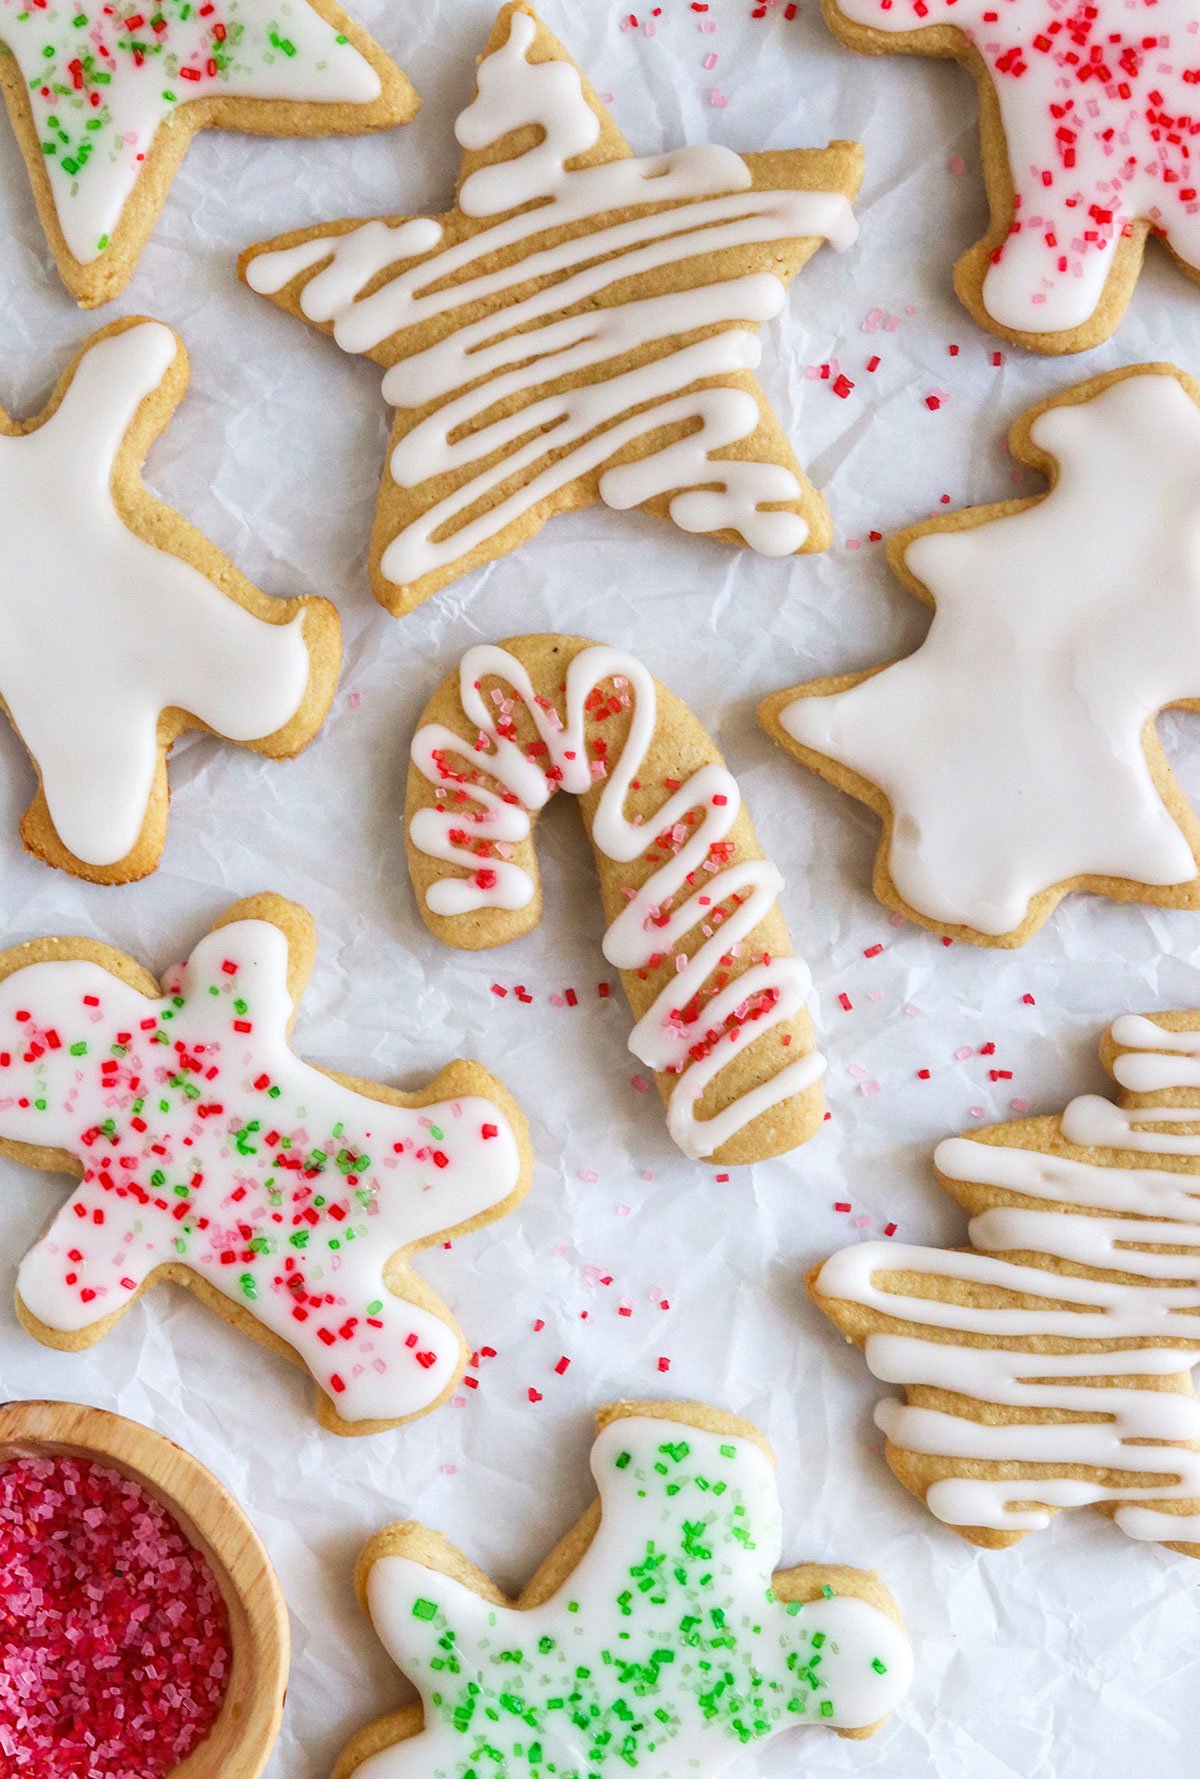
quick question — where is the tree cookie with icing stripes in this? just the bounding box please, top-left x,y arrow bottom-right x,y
406,635 -> 826,1167
761,364 -> 1200,947
822,0 -> 1200,352
2,0 -> 416,307
239,2 -> 863,617
0,316 -> 341,884
813,1010 -> 1200,1555
333,1399 -> 914,1779
0,893 -> 531,1435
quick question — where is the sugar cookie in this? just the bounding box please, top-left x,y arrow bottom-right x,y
0,893 -> 531,1435
1,0 -> 416,306
334,1400 -> 914,1779
813,1010 -> 1200,1554
821,0 -> 1200,352
761,365 -> 1200,947
0,317 -> 341,884
240,2 -> 863,616
407,635 -> 825,1166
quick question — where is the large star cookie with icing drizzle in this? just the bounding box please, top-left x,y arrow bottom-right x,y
333,1402 -> 913,1779
0,317 -> 341,883
406,634 -> 826,1166
823,0 -> 1200,351
0,0 -> 416,305
813,1010 -> 1200,1555
240,2 -> 863,617
0,893 -> 530,1433
761,365 -> 1200,946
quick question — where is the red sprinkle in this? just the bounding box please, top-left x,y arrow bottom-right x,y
0,1454 -> 231,1777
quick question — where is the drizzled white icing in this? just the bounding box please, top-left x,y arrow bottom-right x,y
244,8 -> 857,587
358,1416 -> 913,1779
408,642 -> 824,1163
816,1014 -> 1200,1546
776,372 -> 1200,937
0,321 -> 316,868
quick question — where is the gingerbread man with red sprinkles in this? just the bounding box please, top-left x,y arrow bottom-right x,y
824,0 -> 1200,350
0,894 -> 531,1434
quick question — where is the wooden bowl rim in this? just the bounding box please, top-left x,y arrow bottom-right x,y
0,1397 -> 289,1779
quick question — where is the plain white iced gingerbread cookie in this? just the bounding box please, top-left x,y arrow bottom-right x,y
240,2 -> 864,615
0,317 -> 342,884
813,1010 -> 1200,1556
820,0 -> 1200,352
0,0 -> 417,305
334,1401 -> 914,1779
0,893 -> 531,1435
762,364 -> 1200,947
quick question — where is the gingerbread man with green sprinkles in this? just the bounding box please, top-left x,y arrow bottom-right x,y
334,1402 -> 914,1779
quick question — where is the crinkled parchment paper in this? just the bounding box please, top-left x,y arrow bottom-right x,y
2,3 -> 1200,1774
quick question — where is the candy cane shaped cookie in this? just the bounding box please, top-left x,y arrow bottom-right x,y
0,894 -> 531,1435
813,1010 -> 1200,1554
406,636 -> 825,1166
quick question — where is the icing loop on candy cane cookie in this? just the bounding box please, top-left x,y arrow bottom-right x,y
241,2 -> 862,614
0,895 -> 530,1433
333,1403 -> 913,1779
813,1010 -> 1200,1553
761,366 -> 1200,947
823,0 -> 1200,350
406,637 -> 825,1166
0,318 -> 341,883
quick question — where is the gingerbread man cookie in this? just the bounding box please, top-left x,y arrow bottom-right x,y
0,317 -> 341,884
240,2 -> 863,616
813,1010 -> 1200,1554
0,894 -> 531,1434
823,0 -> 1200,351
761,365 -> 1200,946
1,0 -> 416,306
407,636 -> 826,1166
334,1401 -> 914,1779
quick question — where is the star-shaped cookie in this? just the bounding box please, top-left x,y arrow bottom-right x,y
0,316 -> 342,883
822,0 -> 1200,351
1,0 -> 417,306
240,2 -> 863,617
761,365 -> 1200,946
334,1402 -> 913,1779
813,1010 -> 1200,1555
0,894 -> 531,1434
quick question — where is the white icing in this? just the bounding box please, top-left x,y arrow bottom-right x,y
0,321 -> 314,868
0,918 -> 523,1423
777,373 -> 1200,936
2,0 -> 382,263
244,9 -> 857,583
409,642 -> 825,1163
833,0 -> 1200,334
816,1013 -> 1200,1545
358,1416 -> 913,1779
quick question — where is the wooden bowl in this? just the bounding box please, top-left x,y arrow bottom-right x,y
0,1398 -> 289,1779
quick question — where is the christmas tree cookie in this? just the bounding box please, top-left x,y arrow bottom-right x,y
813,1010 -> 1200,1554
0,894 -> 531,1434
0,316 -> 341,882
240,2 -> 863,617
762,365 -> 1200,946
334,1401 -> 914,1779
821,0 -> 1200,351
1,0 -> 417,305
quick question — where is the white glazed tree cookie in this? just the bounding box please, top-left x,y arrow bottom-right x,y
240,2 -> 864,615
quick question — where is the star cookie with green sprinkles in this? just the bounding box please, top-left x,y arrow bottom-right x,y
0,893 -> 532,1434
0,0 -> 418,305
334,1401 -> 914,1779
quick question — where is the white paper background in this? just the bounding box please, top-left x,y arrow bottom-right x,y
2,2 -> 1200,1773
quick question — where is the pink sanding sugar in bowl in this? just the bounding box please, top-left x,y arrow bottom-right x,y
0,1452 -> 232,1778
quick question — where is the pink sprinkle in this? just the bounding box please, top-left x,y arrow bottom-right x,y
631,1074 -> 650,1093
954,1046 -> 973,1061
853,1214 -> 871,1229
709,85 -> 728,106
947,153 -> 966,174
1010,1098 -> 1031,1113
703,50 -> 718,67
859,1080 -> 881,1097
